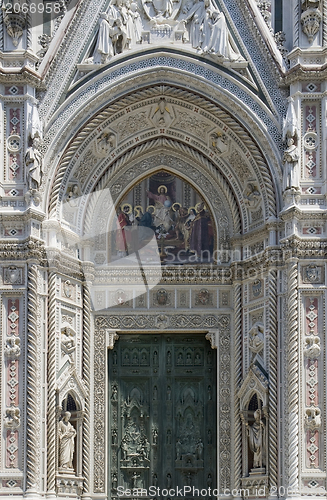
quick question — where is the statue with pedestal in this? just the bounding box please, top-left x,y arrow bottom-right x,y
245,409 -> 265,472
58,412 -> 76,471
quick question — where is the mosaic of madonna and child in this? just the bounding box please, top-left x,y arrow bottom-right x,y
112,171 -> 215,264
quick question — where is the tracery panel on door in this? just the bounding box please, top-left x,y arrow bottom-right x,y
108,334 -> 217,496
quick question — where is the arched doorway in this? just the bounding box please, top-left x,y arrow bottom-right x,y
108,333 -> 217,495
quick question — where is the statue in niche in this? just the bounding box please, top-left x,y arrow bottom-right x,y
58,412 -> 76,470
25,137 -> 43,191
111,385 -> 118,401
121,437 -> 129,459
248,323 -> 264,355
282,136 -> 300,192
166,473 -> 172,488
195,438 -> 203,459
245,409 -> 265,469
153,428 -> 158,444
176,438 -> 182,459
141,437 -> 150,459
63,280 -> 73,298
131,471 -> 140,488
112,428 -> 118,444
112,473 -> 118,491
61,326 -> 76,358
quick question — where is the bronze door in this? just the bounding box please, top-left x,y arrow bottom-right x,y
109,334 -> 217,496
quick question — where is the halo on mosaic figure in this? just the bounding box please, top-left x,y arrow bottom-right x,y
122,203 -> 132,215
172,202 -> 182,211
195,202 -> 207,212
134,205 -> 144,216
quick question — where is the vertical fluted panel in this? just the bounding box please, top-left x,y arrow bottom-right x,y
233,283 -> 242,489
26,265 -> 39,490
82,284 -> 91,493
268,270 -> 278,488
47,272 -> 57,493
287,261 -> 299,491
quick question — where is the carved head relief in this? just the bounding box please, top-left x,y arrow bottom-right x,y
156,288 -> 168,305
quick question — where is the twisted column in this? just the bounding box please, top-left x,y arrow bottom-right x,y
26,265 -> 39,490
47,272 -> 57,493
82,284 -> 91,494
287,261 -> 299,492
268,270 -> 278,488
233,283 -> 242,489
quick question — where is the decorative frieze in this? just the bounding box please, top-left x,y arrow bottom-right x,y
3,297 -> 21,471
303,295 -> 322,470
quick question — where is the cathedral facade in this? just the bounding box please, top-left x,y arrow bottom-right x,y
0,0 -> 326,498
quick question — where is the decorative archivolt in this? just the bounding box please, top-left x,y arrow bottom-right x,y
81,139 -> 239,239
47,86 -> 278,234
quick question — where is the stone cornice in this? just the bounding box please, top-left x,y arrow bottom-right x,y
280,235 -> 327,259
283,64 -> 327,85
0,49 -> 41,85
280,206 -> 327,221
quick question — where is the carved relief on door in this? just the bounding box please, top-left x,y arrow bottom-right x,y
108,334 -> 217,494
